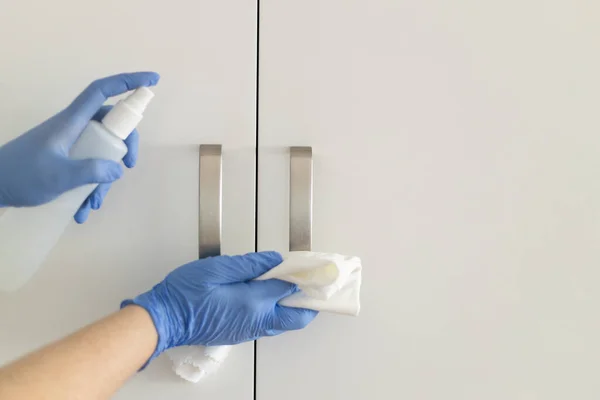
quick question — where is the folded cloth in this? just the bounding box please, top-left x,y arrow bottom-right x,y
166,251 -> 362,383
167,345 -> 233,383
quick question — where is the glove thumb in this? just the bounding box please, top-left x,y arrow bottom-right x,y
272,306 -> 318,331
65,159 -> 123,191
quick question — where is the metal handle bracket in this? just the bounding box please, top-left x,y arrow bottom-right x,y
199,145 -> 222,258
289,146 -> 313,252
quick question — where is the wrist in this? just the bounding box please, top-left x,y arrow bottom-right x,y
121,287 -> 177,366
118,305 -> 159,367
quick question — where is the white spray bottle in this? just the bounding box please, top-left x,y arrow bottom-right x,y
0,87 -> 154,292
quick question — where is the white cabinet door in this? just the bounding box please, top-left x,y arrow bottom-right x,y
258,1 -> 600,399
0,1 -> 257,399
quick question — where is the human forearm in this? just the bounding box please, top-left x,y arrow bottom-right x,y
0,305 -> 157,400
0,252 -> 316,399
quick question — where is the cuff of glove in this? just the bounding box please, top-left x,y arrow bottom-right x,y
121,293 -> 173,369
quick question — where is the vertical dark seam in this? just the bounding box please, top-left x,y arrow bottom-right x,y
253,1 -> 260,400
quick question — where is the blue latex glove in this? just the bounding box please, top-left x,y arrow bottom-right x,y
122,252 -> 318,363
0,72 -> 160,223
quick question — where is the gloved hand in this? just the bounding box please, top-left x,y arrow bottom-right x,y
122,252 -> 318,363
0,72 -> 160,223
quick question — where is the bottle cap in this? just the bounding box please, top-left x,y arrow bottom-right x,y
101,87 -> 154,140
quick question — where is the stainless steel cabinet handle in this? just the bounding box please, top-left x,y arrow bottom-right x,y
289,147 -> 313,252
199,145 -> 222,258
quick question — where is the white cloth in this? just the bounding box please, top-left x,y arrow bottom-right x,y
166,251 -> 362,383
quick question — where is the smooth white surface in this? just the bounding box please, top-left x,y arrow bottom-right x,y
0,1 -> 257,399
258,1 -> 600,399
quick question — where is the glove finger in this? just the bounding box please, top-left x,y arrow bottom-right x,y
90,183 -> 112,210
74,197 -> 93,224
204,252 -> 284,283
92,105 -> 113,122
272,306 -> 318,332
61,72 -> 160,148
247,279 -> 297,302
123,129 -> 139,168
64,159 -> 123,191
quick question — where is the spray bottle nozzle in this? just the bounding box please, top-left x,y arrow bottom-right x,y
123,87 -> 154,114
101,87 -> 155,140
